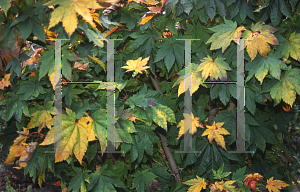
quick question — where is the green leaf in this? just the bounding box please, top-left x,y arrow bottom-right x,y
212,164 -> 231,179
17,78 -> 46,100
67,167 -> 90,192
131,169 -> 158,192
232,166 -> 246,181
205,0 -> 216,21
245,54 -> 287,84
154,38 -> 184,72
277,32 -> 300,62
270,2 -> 281,27
0,0 -> 11,16
39,46 -> 55,80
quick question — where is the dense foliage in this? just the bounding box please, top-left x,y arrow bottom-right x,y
0,0 -> 300,191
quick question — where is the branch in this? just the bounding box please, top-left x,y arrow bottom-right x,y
147,69 -> 181,183
226,97 -> 236,111
207,99 -> 219,125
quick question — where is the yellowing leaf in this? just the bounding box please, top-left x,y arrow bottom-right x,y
37,171 -> 46,188
270,67 -> 300,106
89,56 -> 106,73
45,0 -> 103,36
202,122 -> 230,150
206,19 -> 247,53
278,32 -> 300,62
40,109 -> 93,165
210,180 -> 236,192
266,177 -> 289,192
183,175 -> 207,192
138,5 -> 161,25
4,127 -> 29,165
242,21 -> 279,61
177,113 -> 203,139
197,56 -> 232,81
0,73 -> 12,90
49,72 -> 55,89
121,56 -> 150,74
26,101 -> 54,132
177,72 -> 203,97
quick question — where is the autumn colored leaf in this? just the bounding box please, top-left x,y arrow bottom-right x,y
138,5 -> 161,25
183,175 -> 207,192
49,72 -> 55,89
202,121 -> 230,150
177,71 -> 203,97
197,56 -> 232,81
89,56 -> 106,73
242,21 -> 279,61
206,19 -> 246,53
40,109 -> 94,165
14,142 -> 38,169
43,25 -> 59,40
244,173 -> 263,192
282,104 -> 291,112
278,32 -> 300,62
21,48 -> 43,68
104,25 -> 119,38
266,177 -> 289,192
121,56 -> 150,74
44,0 -> 104,36
73,61 -> 90,71
0,27 -> 23,59
4,127 -> 29,165
0,73 -> 12,90
177,113 -> 203,139
82,9 -> 103,27
26,101 -> 54,132
210,180 -> 236,192
269,67 -> 300,106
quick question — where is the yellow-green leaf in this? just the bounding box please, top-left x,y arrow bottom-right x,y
202,122 -> 230,150
266,177 -> 289,192
183,175 -> 207,192
197,56 -> 232,81
177,113 -> 203,139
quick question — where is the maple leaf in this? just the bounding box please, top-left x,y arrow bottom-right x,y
4,127 -> 29,165
14,142 -> 38,169
202,121 -> 230,150
44,0 -> 104,36
244,173 -> 263,192
40,109 -> 94,165
49,72 -> 55,89
277,32 -> 300,62
266,177 -> 289,192
197,55 -> 232,81
242,21 -> 279,61
26,101 -> 54,132
269,67 -> 300,106
0,73 -> 12,90
210,180 -> 236,192
183,175 -> 207,192
206,19 -> 247,53
177,71 -> 203,97
177,113 -> 203,139
121,56 -> 150,74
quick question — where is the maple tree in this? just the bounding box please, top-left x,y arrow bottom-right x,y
0,0 -> 300,191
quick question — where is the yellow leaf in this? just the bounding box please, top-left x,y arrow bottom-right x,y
183,175 -> 207,192
13,142 -> 38,169
40,109 -> 93,165
121,56 -> 150,74
177,72 -> 203,97
89,56 -> 106,73
243,21 -> 279,61
49,72 -> 55,90
177,113 -> 203,139
202,122 -> 230,150
45,0 -> 103,36
4,128 -> 29,165
197,56 -> 232,81
266,177 -> 289,192
0,73 -> 12,90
